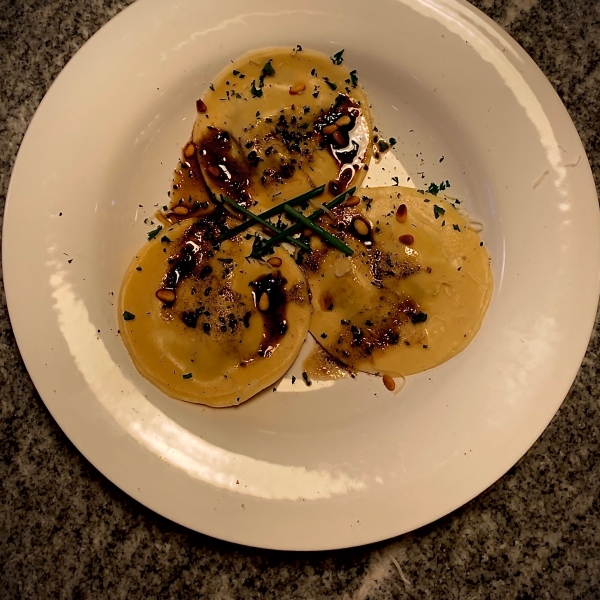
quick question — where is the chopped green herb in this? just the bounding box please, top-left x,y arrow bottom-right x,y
261,60 -> 275,77
209,83 -> 215,91
331,49 -> 345,65
349,70 -> 358,87
389,137 -> 397,146
256,110 -> 261,118
291,375 -> 296,384
250,80 -> 263,98
135,266 -> 142,272
323,77 -> 337,90
147,225 -> 162,240
182,373 -> 193,379
122,311 -> 135,321
428,182 -> 440,195
302,371 -> 312,386
160,235 -> 171,243
392,177 -> 399,186
433,205 -> 445,219
453,224 -> 461,231
377,139 -> 390,153
362,195 -> 373,210
162,205 -> 168,211
410,311 -> 428,324
232,69 -> 240,76
310,68 -> 317,76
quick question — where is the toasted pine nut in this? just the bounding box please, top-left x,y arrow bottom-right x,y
184,143 -> 195,158
332,130 -> 345,146
207,166 -> 221,178
383,374 -> 396,391
353,218 -> 369,237
267,256 -> 282,268
156,289 -> 176,303
173,206 -> 190,216
323,124 -> 338,135
336,115 -> 351,127
302,227 -> 313,237
396,203 -> 408,223
196,98 -> 207,113
310,235 -> 324,250
289,82 -> 306,95
399,234 -> 414,245
344,195 -> 360,207
258,293 -> 270,311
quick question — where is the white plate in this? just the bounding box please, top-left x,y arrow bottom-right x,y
4,0 -> 599,550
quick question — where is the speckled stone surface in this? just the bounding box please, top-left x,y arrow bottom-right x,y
1,0 -> 600,597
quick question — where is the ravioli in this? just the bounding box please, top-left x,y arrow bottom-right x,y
119,46 -> 493,406
190,46 -> 373,211
300,187 -> 492,376
119,220 -> 311,407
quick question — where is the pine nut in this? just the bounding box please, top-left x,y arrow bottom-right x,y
310,235 -> 324,250
383,374 -> 395,391
332,130 -> 345,146
353,218 -> 369,236
258,293 -> 270,311
396,203 -> 407,223
184,143 -> 195,158
207,166 -> 221,178
173,206 -> 189,215
336,115 -> 351,127
289,82 -> 306,95
344,195 -> 360,207
156,289 -> 176,303
323,124 -> 338,135
399,234 -> 414,245
267,256 -> 282,268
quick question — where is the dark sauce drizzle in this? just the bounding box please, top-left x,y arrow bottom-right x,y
313,95 -> 367,195
197,127 -> 253,205
157,218 -> 224,303
249,272 -> 289,358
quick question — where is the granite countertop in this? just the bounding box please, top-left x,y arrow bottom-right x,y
1,0 -> 599,597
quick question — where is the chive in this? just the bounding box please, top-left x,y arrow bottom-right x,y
218,185 -> 326,241
220,196 -> 310,252
122,311 -> 135,321
253,187 -> 356,257
284,205 -> 354,256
